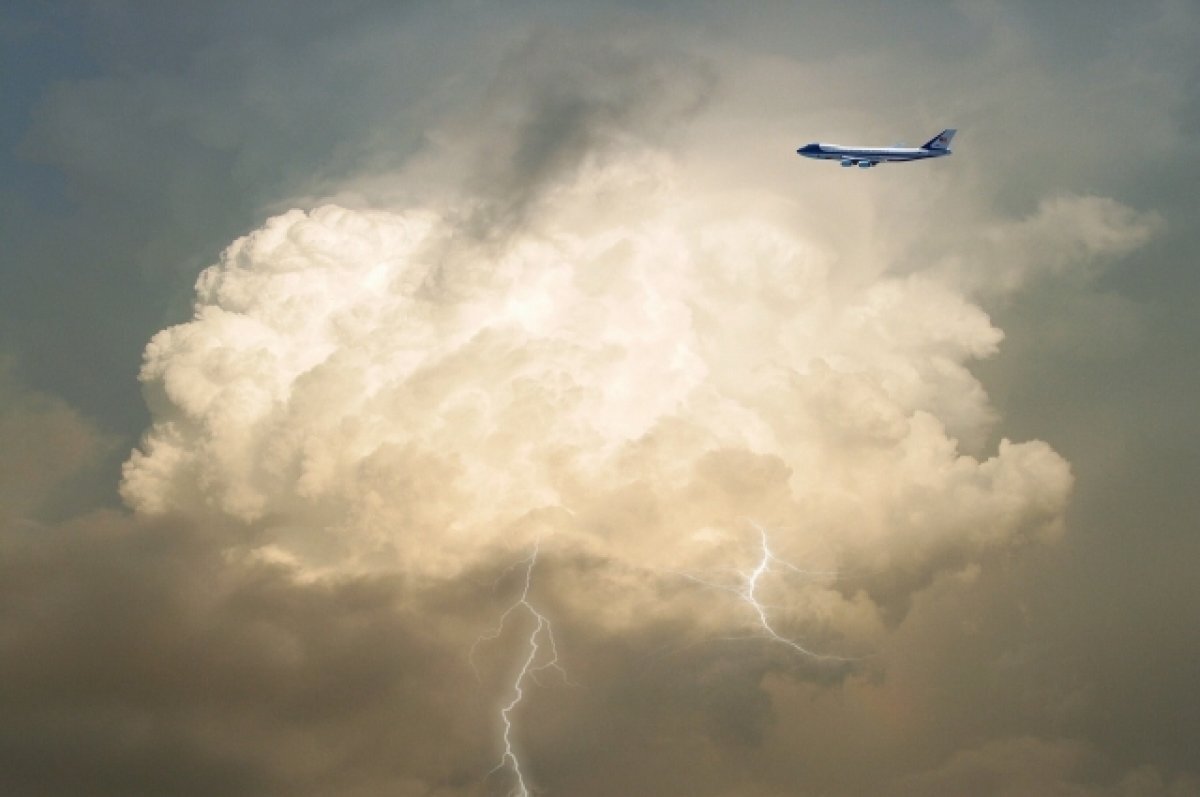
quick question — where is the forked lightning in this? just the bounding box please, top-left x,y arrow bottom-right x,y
472,540 -> 568,797
676,523 -> 851,662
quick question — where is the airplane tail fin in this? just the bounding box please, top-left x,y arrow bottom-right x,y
921,129 -> 956,150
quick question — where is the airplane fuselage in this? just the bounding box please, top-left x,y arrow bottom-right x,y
796,130 -> 956,168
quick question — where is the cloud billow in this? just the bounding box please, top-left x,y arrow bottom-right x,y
121,148 -> 1072,636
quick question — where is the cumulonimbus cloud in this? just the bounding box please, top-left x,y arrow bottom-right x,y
122,150 -> 1073,637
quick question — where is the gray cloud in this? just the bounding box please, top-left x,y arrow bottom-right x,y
0,358 -> 112,522
897,736 -> 1200,797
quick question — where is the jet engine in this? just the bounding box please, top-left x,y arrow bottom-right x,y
840,159 -> 854,167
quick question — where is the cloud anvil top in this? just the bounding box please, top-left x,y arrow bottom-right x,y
798,128 -> 956,168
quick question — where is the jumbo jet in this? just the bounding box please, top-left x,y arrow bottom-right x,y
796,128 -> 956,168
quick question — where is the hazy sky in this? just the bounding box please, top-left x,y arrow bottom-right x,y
3,2 -> 1199,795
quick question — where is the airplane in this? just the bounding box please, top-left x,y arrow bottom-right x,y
796,128 -> 956,168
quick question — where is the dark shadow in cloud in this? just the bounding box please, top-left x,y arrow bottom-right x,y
0,510 -> 496,797
453,28 -> 716,241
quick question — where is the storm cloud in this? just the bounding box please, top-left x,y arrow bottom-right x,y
3,2 -> 1199,795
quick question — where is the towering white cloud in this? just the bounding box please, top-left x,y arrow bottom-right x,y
122,151 -> 1072,632
936,194 -> 1163,296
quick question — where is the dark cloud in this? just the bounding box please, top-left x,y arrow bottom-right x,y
0,358 -> 113,521
0,511 -> 476,796
0,498 -> 861,796
895,736 -> 1200,797
456,29 -> 715,236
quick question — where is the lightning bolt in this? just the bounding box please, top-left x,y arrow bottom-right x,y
472,539 -> 569,797
674,523 -> 851,662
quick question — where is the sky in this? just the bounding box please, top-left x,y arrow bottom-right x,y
2,1 -> 1199,795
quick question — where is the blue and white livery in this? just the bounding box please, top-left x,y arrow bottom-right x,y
797,129 -> 956,168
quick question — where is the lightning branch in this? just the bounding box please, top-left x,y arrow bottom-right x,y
472,539 -> 569,797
